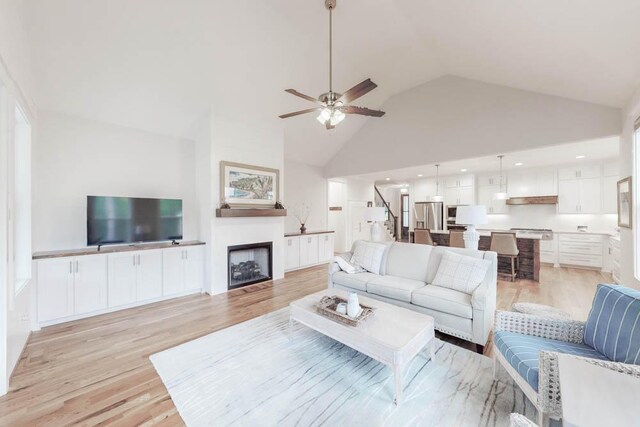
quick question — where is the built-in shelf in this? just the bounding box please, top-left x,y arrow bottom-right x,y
32,240 -> 205,260
215,208 -> 287,218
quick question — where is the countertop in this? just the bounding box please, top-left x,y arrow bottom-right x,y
285,230 -> 335,237
552,230 -> 616,236
33,240 -> 206,260
430,229 -> 543,240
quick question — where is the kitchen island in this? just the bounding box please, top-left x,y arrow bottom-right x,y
429,230 -> 541,282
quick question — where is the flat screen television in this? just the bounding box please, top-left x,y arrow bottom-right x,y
87,196 -> 183,246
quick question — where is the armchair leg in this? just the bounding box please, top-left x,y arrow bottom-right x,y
475,344 -> 484,354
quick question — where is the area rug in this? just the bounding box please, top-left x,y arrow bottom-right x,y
150,309 -> 536,426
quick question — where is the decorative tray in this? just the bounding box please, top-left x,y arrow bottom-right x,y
315,295 -> 375,327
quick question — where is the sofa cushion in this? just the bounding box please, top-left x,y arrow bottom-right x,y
366,275 -> 426,302
426,246 -> 488,284
384,242 -> 433,282
411,285 -> 473,319
350,241 -> 387,275
583,284 -> 640,364
494,331 -> 608,391
331,271 -> 378,291
432,250 -> 491,294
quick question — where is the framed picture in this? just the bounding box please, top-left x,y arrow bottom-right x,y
220,161 -> 280,208
617,176 -> 632,228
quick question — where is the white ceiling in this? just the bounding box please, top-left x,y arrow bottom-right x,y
363,136 -> 620,186
25,0 -> 640,166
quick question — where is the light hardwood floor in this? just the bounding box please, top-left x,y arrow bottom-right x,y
0,264 -> 611,426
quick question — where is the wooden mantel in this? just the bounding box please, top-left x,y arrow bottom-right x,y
215,208 -> 287,218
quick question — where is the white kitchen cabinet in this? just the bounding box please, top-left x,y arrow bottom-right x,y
300,235 -> 319,267
445,174 -> 473,188
162,246 -> 203,296
558,178 -> 601,214
478,174 -> 502,187
73,255 -> 108,315
559,164 -> 601,180
537,169 -> 557,195
557,233 -> 603,269
285,232 -> 334,272
37,254 -> 109,322
445,186 -> 474,205
108,253 -> 138,307
37,258 -> 74,322
318,233 -> 335,262
477,185 -> 508,214
285,236 -> 300,270
137,250 -> 163,301
508,168 -> 556,197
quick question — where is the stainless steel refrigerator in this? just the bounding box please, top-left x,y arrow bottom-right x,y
414,202 -> 444,230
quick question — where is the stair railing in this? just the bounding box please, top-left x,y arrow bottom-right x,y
374,186 -> 398,241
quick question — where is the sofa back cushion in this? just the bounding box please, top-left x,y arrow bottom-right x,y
349,241 -> 388,275
384,242 -> 433,282
583,284 -> 640,364
426,246 -> 488,284
432,250 -> 491,294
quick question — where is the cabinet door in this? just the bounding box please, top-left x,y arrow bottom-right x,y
74,255 -> 108,315
603,162 -> 619,177
507,172 -> 526,197
137,250 -> 163,301
558,168 -> 578,181
318,233 -> 334,262
285,237 -> 300,270
184,246 -> 203,291
458,186 -> 474,205
537,169 -> 557,195
445,177 -> 459,188
458,175 -> 473,187
37,258 -> 74,322
108,253 -> 137,307
577,164 -> 601,179
602,175 -> 618,214
558,180 -> 580,213
477,186 -> 494,213
162,248 -> 185,295
444,187 -> 459,205
579,178 -> 602,214
299,235 -> 319,266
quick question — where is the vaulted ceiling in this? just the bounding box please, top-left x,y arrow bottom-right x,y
25,0 -> 640,166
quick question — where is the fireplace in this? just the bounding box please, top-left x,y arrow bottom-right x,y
227,242 -> 273,290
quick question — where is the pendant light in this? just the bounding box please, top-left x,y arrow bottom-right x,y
431,164 -> 443,202
493,155 -> 509,200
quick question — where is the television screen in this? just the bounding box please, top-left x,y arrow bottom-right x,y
87,196 -> 183,246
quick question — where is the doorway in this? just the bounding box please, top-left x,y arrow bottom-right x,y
400,193 -> 409,241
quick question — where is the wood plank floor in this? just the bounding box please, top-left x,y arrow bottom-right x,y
0,264 -> 611,426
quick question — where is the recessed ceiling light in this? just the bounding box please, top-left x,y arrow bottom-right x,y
576,155 -> 586,159
385,177 -> 390,181
400,188 -> 408,193
460,168 -> 467,172
417,174 -> 423,177
515,162 -> 523,166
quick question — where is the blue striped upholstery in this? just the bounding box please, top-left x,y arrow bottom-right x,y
494,331 -> 608,391
583,284 -> 640,364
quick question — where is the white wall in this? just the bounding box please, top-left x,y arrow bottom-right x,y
283,160 -> 327,234
619,86 -> 640,290
325,76 -> 621,178
32,111 -> 197,252
198,113 -> 285,295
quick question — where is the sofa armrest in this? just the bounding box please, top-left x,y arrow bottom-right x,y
495,311 -> 585,344
327,252 -> 352,288
538,351 -> 640,419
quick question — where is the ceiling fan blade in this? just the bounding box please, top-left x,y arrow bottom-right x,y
340,105 -> 385,117
337,78 -> 377,104
284,89 -> 321,104
325,121 -> 335,130
279,108 -> 321,119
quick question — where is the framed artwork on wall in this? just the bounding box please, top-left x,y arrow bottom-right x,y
617,176 -> 632,228
220,161 -> 280,208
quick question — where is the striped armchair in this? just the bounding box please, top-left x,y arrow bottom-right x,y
494,284 -> 640,426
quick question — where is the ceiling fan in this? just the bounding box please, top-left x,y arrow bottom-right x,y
279,0 -> 385,130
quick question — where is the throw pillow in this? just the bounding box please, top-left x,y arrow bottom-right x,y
350,241 -> 387,275
333,255 -> 365,274
432,250 -> 491,294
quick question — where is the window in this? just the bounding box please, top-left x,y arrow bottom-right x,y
635,117 -> 640,281
12,105 -> 31,294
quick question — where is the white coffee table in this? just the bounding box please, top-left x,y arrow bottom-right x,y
289,289 -> 436,405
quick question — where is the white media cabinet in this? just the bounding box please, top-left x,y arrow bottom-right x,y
285,231 -> 334,272
32,241 -> 205,327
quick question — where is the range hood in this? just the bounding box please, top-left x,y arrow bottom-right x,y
506,196 -> 558,205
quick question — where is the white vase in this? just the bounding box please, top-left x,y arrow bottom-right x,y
347,292 -> 361,318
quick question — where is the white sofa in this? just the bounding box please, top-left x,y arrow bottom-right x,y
328,241 -> 498,352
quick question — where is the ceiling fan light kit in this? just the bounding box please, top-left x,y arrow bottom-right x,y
279,0 -> 385,129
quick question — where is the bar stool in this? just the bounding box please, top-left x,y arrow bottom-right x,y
414,229 -> 435,245
449,230 -> 465,248
490,231 -> 519,281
